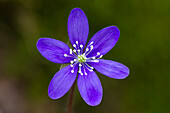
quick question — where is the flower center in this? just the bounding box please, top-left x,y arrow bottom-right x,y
77,55 -> 86,63
64,41 -> 103,75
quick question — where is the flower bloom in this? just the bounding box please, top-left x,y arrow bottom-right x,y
36,8 -> 129,106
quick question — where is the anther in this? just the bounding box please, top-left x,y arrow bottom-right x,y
97,52 -> 100,55
90,45 -> 94,49
80,44 -> 83,48
77,49 -> 80,53
79,63 -> 82,67
73,49 -> 76,53
70,60 -> 74,64
64,54 -> 67,57
70,49 -> 73,54
93,60 -> 99,62
76,41 -> 78,44
71,70 -> 74,73
86,48 -> 89,51
84,63 -> 94,72
85,45 -> 94,56
99,55 -> 103,58
73,44 -> 76,47
90,66 -> 94,69
74,59 -> 77,62
89,69 -> 93,72
90,41 -> 94,45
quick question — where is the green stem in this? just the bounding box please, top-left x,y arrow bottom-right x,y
67,81 -> 76,113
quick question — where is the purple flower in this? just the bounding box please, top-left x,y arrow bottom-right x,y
36,8 -> 129,106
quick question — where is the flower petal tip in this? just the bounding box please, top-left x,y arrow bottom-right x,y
48,86 -> 63,100
71,7 -> 84,13
115,66 -> 130,79
121,66 -> 130,79
86,98 -> 102,106
110,25 -> 120,37
48,89 -> 59,100
36,38 -> 51,49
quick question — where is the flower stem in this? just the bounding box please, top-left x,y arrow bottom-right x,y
67,81 -> 76,113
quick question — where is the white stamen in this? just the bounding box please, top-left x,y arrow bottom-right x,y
79,65 -> 83,75
70,61 -> 78,75
76,41 -> 78,44
79,44 -> 83,54
73,44 -> 76,47
84,64 -> 93,72
85,41 -> 94,52
64,53 -> 76,58
74,59 -> 77,62
80,44 -> 83,48
70,49 -> 73,54
90,41 -> 94,45
79,71 -> 83,75
90,45 -> 93,49
79,63 -> 82,67
99,55 -> 103,58
84,63 -> 94,71
77,49 -> 80,54
73,49 -> 76,53
86,59 -> 99,63
85,45 -> 94,56
87,53 -> 103,60
86,48 -> 89,51
82,64 -> 88,76
71,70 -> 74,73
70,60 -> 74,64
93,60 -> 99,62
64,54 -> 67,57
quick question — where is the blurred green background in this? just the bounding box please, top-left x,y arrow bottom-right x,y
0,0 -> 169,113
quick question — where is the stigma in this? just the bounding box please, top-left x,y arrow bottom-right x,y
78,54 -> 86,63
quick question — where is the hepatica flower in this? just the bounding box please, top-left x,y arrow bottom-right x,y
37,8 -> 129,106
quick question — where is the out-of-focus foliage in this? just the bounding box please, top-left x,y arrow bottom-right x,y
0,0 -> 169,113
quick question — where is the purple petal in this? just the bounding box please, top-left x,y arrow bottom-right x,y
37,38 -> 73,64
87,26 -> 120,57
77,70 -> 103,106
48,65 -> 78,99
89,59 -> 129,79
67,8 -> 89,47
